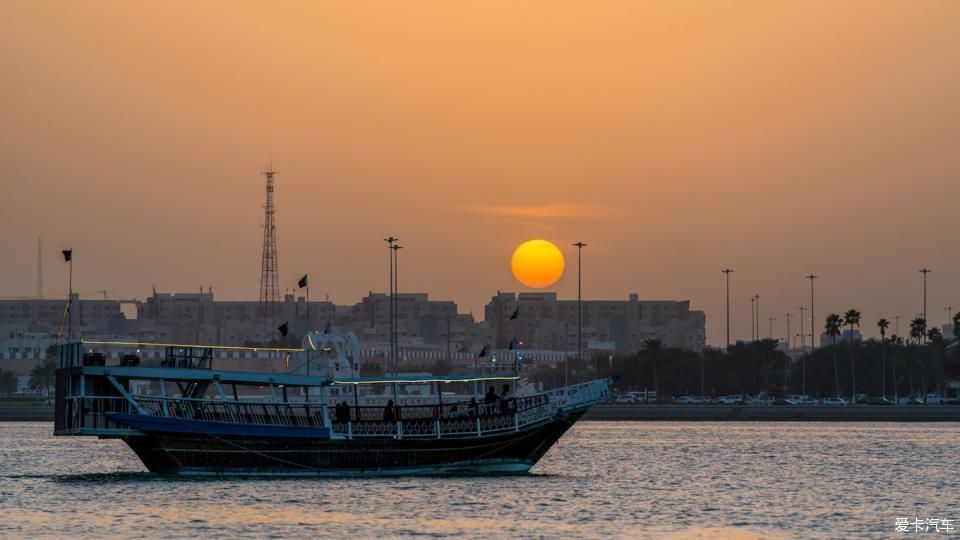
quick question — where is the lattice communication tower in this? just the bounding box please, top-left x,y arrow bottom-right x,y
258,166 -> 280,316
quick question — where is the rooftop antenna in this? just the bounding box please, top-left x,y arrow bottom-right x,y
258,164 -> 281,317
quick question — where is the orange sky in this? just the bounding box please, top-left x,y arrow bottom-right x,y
2,1 -> 958,345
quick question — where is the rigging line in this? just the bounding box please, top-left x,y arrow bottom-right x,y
55,299 -> 70,344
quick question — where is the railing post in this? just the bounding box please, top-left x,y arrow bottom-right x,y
514,411 -> 519,431
347,421 -> 353,440
435,419 -> 441,439
397,421 -> 403,439
476,417 -> 481,436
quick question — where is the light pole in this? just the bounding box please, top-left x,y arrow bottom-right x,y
563,321 -> 569,387
785,312 -> 793,350
768,317 -> 776,339
798,306 -> 807,396
946,306 -> 953,327
384,236 -> 400,404
754,294 -> 761,341
750,297 -> 756,341
722,269 -> 733,349
806,274 -> 818,348
392,243 -> 403,372
384,237 -> 397,370
894,315 -> 900,337
572,242 -> 587,376
920,268 -> 931,342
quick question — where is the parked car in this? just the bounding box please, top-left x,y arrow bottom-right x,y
866,396 -> 894,406
822,397 -> 849,406
925,394 -> 945,405
675,395 -> 708,404
771,398 -> 797,406
715,395 -> 744,405
746,396 -> 775,406
615,394 -> 637,404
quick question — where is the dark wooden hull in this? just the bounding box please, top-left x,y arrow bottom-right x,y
121,411 -> 585,476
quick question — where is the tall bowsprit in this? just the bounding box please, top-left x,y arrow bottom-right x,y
258,166 -> 281,318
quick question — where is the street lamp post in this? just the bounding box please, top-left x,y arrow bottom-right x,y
384,236 -> 401,404
768,317 -> 776,340
722,269 -> 733,349
573,242 -> 587,376
750,297 -> 756,341
384,237 -> 397,370
799,306 -> 807,396
920,268 -> 931,342
392,243 -> 403,373
785,312 -> 793,350
754,294 -> 761,341
806,274 -> 818,348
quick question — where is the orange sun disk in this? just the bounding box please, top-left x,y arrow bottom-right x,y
511,239 -> 565,288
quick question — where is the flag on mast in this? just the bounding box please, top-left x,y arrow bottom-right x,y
510,307 -> 519,320
62,250 -> 72,262
478,344 -> 489,358
298,274 -> 308,288
277,322 -> 289,337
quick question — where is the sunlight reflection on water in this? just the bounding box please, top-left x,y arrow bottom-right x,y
1,421 -> 958,538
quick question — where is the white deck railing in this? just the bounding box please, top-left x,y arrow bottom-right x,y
57,380 -> 610,439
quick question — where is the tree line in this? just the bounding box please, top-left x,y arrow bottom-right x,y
532,312 -> 960,400
0,345 -> 57,396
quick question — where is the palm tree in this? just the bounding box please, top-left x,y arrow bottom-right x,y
877,318 -> 889,398
28,357 -> 56,396
825,313 -> 843,398
643,338 -> 663,402
843,309 -> 861,404
909,317 -> 927,345
952,312 -> 960,341
0,370 -> 17,394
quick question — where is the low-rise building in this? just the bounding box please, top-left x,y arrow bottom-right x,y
485,291 -> 706,353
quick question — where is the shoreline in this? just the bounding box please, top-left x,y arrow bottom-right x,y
583,404 -> 960,421
5,404 -> 960,422
0,406 -> 55,422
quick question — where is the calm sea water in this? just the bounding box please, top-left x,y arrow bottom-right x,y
1,421 -> 958,538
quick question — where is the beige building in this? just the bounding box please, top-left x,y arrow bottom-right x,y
0,289 -> 704,367
135,289 -> 335,345
485,292 -> 706,353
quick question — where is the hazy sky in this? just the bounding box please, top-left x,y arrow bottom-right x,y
2,1 -> 958,345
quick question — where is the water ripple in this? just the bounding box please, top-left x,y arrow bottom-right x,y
2,421 -> 959,538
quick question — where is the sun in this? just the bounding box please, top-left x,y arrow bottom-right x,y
511,239 -> 565,288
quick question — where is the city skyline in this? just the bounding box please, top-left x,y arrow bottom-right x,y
3,2 -> 959,346
2,244 -> 952,346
